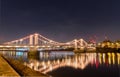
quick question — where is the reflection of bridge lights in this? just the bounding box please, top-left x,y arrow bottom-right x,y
30,63 -> 34,69
50,65 -> 53,71
36,62 -> 39,67
57,60 -> 60,64
25,53 -> 119,74
117,53 -> 120,64
108,53 -> 111,64
74,62 -> 78,69
112,53 -> 115,64
67,60 -> 70,65
103,53 -> 105,63
42,61 -> 45,66
98,53 -> 102,64
43,65 -> 47,69
47,61 -> 50,65
81,63 -> 85,70
53,60 -> 56,64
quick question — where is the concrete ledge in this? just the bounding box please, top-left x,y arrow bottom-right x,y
0,55 -> 20,76
4,56 -> 48,77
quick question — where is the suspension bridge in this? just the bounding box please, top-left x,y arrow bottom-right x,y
0,33 -> 96,51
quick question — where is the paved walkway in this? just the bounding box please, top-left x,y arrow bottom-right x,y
0,55 -> 20,76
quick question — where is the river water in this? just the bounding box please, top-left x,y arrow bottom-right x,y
0,51 -> 120,77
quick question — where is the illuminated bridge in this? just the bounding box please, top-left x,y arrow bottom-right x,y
0,33 -> 96,51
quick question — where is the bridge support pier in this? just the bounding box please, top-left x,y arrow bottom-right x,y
28,50 -> 39,60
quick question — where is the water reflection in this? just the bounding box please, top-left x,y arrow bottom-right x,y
0,51 -> 28,61
0,51 -> 119,76
24,52 -> 120,74
39,51 -> 74,61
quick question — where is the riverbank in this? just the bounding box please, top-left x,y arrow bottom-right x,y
74,47 -> 120,53
0,55 -> 20,76
3,56 -> 49,77
96,47 -> 120,53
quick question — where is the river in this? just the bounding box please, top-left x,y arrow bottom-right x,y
0,51 -> 119,77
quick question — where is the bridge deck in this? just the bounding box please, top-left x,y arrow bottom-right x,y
0,55 -> 20,76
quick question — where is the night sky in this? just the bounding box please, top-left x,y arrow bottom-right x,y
0,0 -> 120,43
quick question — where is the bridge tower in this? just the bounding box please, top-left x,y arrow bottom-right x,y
29,33 -> 39,51
74,39 -> 78,50
34,33 -> 39,45
29,35 -> 34,45
29,33 -> 39,45
80,39 -> 83,47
